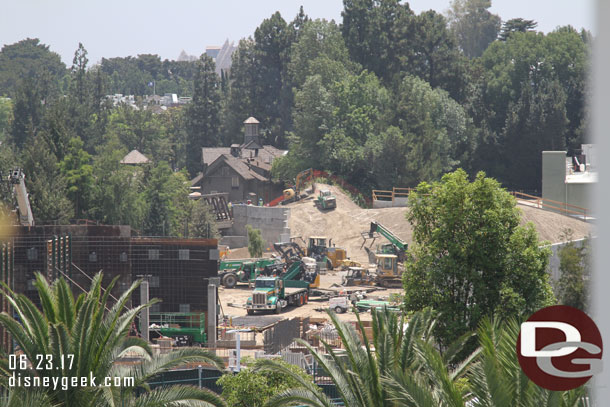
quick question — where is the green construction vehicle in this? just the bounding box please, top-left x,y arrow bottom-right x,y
150,312 -> 207,345
219,258 -> 282,288
246,260 -> 317,314
361,222 -> 408,287
315,189 -> 336,210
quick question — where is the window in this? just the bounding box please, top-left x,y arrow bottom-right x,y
26,247 -> 37,261
231,176 -> 239,188
148,249 -> 159,260
178,249 -> 189,260
179,304 -> 191,313
89,252 -> 97,262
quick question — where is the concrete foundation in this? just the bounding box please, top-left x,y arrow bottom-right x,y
230,204 -> 291,248
372,197 -> 408,208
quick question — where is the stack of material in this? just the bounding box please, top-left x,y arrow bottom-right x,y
155,337 -> 173,354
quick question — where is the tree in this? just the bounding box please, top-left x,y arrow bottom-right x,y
89,137 -> 146,227
404,170 -> 555,347
22,136 -> 73,223
0,97 -> 12,142
247,225 -> 264,258
341,0 -> 412,82
142,162 -> 191,236
557,233 -> 590,310
188,200 -> 219,238
499,18 -> 538,41
185,54 -> 221,176
59,137 -> 93,218
217,358 -> 312,407
10,76 -> 45,148
446,0 -> 501,58
0,38 -> 66,98
0,273 -> 226,406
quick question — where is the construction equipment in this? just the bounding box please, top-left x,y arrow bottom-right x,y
219,258 -> 282,288
149,312 -> 207,344
315,189 -> 336,210
246,260 -> 317,314
282,168 -> 314,204
273,241 -> 306,265
306,236 -> 347,270
342,267 -> 376,286
361,222 -> 407,262
7,169 -> 34,226
374,253 -> 402,287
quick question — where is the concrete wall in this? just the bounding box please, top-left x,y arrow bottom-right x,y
230,204 -> 291,248
220,235 -> 249,248
566,183 -> 593,211
372,197 -> 408,208
542,151 -> 568,204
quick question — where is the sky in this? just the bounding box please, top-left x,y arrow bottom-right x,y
0,0 -> 593,66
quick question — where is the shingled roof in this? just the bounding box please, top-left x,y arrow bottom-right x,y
206,154 -> 269,182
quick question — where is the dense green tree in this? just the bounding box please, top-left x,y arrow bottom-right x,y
143,162 -> 191,236
0,38 -> 66,98
557,234 -> 590,310
188,200 -> 218,238
10,77 -> 46,148
158,106 -> 188,170
0,97 -> 12,142
499,18 -> 538,41
341,0 -> 412,82
404,170 -> 555,347
247,225 -> 264,258
89,137 -> 146,227
22,136 -> 73,223
217,358 -> 312,407
185,54 -> 220,176
399,10 -> 468,101
0,273 -> 226,406
446,0 -> 501,58
59,137 -> 93,218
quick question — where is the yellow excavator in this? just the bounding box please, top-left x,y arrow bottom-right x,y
282,168 -> 314,204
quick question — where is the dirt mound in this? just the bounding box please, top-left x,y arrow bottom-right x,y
285,184 -> 593,264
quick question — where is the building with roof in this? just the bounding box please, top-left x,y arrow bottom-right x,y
542,144 -> 597,213
192,117 -> 287,203
120,149 -> 150,165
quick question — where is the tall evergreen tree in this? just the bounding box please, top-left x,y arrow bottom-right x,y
446,0 -> 501,58
185,54 -> 220,177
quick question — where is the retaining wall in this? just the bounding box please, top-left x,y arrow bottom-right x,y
230,204 -> 291,248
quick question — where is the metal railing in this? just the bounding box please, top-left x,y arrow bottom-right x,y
509,191 -> 589,221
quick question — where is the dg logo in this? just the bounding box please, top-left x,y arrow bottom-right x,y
517,305 -> 603,391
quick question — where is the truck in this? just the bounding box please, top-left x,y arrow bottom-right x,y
219,258 -> 282,288
246,260 -> 316,314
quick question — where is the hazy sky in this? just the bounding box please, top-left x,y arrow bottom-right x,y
0,0 -> 593,65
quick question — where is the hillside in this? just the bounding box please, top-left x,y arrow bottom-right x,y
285,184 -> 593,264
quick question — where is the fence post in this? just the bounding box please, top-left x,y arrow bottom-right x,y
198,365 -> 202,388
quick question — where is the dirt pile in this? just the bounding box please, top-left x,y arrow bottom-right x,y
284,184 -> 593,264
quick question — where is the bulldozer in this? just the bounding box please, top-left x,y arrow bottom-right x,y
341,267 -> 376,286
315,189 -> 336,210
374,253 -> 403,287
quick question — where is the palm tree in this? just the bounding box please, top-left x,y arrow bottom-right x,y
255,308 -> 467,407
467,318 -> 588,407
0,272 -> 226,407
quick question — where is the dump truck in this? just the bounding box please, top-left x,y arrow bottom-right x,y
219,258 -> 282,288
315,189 -> 336,210
246,260 -> 317,314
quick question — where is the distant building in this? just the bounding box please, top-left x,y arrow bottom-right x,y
542,144 -> 597,212
192,117 -> 287,203
205,46 -> 221,59
120,149 -> 150,165
213,39 -> 237,76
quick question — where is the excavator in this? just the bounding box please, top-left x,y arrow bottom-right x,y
361,222 -> 408,287
281,168 -> 314,204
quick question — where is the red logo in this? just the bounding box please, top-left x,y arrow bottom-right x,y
517,305 -> 603,391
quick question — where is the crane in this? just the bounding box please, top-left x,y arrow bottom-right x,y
7,169 -> 34,226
